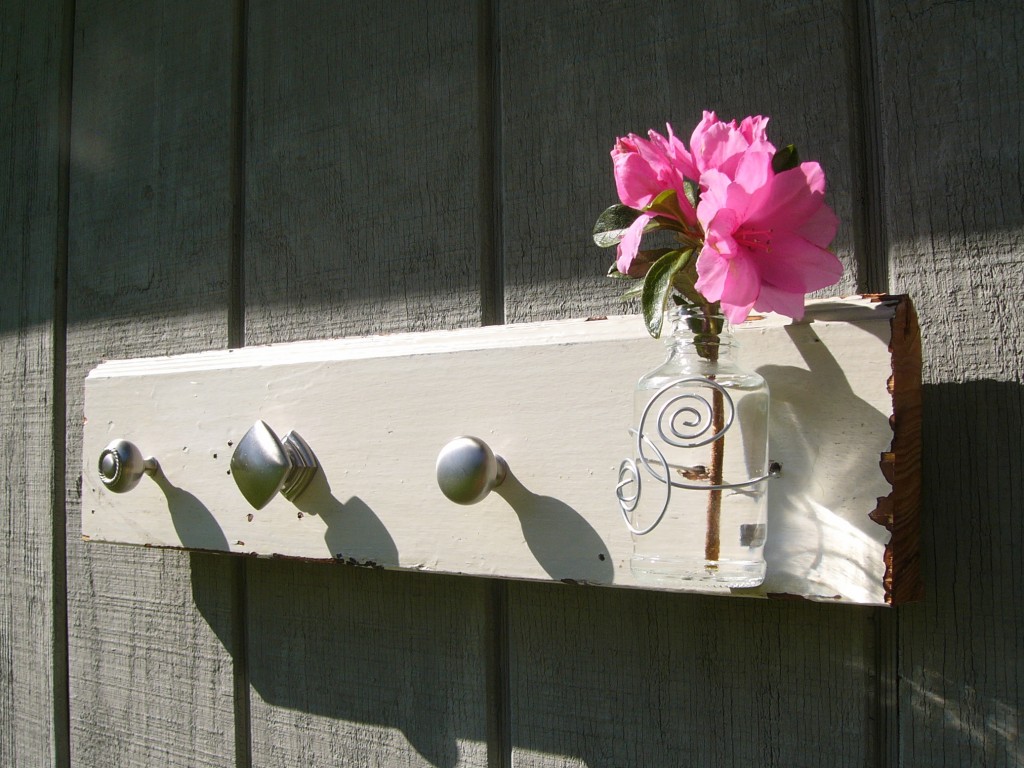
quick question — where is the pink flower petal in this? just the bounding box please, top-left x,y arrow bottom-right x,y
696,169 -> 732,225
662,123 -> 698,180
694,122 -> 749,178
615,214 -> 650,275
694,244 -> 731,299
721,298 -> 756,325
612,144 -> 662,209
757,231 -> 844,293
796,201 -> 840,248
747,162 -> 827,227
731,150 -> 773,196
703,207 -> 741,254
752,283 -> 807,319
688,111 -> 719,158
739,115 -> 770,145
718,253 -> 760,309
696,240 -> 760,312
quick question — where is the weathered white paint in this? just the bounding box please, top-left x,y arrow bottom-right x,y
82,297 -> 910,604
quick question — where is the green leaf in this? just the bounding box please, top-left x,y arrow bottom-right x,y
671,256 -> 706,307
645,189 -> 686,224
772,144 -> 800,174
641,248 -> 693,338
683,179 -> 700,210
593,204 -> 641,248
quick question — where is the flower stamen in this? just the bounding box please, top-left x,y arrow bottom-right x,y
734,227 -> 773,252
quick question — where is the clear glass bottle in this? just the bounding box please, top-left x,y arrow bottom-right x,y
617,306 -> 770,587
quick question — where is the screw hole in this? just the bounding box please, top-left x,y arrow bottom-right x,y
598,553 -> 606,561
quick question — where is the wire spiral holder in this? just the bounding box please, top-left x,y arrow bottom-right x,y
616,377 -> 781,536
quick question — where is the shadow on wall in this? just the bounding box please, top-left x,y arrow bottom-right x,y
183,380 -> 1023,768
186,464 -> 479,767
897,380 -> 1024,765
490,381 -> 1023,767
189,558 -> 480,767
246,562 -> 486,767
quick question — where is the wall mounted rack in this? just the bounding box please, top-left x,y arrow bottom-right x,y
82,295 -> 921,605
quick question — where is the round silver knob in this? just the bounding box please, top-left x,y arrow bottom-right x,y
230,420 -> 319,510
98,439 -> 158,493
436,436 -> 508,505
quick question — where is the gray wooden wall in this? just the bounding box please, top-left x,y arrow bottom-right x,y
2,1 -> 1021,766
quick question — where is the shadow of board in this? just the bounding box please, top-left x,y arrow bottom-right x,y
756,322 -> 893,596
896,380 -> 1024,764
180,453 -> 616,764
186,464 -> 470,767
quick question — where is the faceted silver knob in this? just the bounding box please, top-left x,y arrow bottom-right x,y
230,420 -> 319,510
98,439 -> 159,493
436,436 -> 508,505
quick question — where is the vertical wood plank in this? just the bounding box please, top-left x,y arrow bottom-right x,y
65,3 -> 242,765
0,1 -> 70,764
499,2 -> 885,765
508,587 -> 879,767
500,0 -> 865,322
875,2 -> 1024,765
246,566 -> 489,767
243,2 -> 491,765
243,0 -> 486,344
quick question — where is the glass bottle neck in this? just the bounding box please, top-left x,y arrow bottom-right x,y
668,307 -> 733,362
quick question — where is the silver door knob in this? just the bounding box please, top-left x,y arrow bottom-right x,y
98,439 -> 159,493
230,420 -> 319,510
436,436 -> 508,505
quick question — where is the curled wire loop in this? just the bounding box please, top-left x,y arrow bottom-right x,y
616,377 -> 779,536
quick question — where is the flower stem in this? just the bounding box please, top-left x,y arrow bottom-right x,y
698,304 -> 724,564
705,385 -> 724,563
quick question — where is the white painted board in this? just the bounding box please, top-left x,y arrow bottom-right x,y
82,297 -> 915,604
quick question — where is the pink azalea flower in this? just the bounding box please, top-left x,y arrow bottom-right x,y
611,126 -> 697,211
689,111 -> 776,181
611,125 -> 699,276
694,151 -> 842,324
611,114 -> 779,277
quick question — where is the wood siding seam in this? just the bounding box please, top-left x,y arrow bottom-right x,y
232,558 -> 252,768
52,0 -> 76,764
229,0 -> 249,352
230,2 -> 252,766
872,607 -> 900,768
486,581 -> 512,768
852,0 -> 890,293
480,0 -> 505,326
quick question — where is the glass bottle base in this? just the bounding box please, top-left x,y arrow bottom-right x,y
630,555 -> 766,588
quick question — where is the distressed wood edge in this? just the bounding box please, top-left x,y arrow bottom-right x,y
868,294 -> 924,604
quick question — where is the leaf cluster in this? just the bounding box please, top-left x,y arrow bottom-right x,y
592,188 -> 708,338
